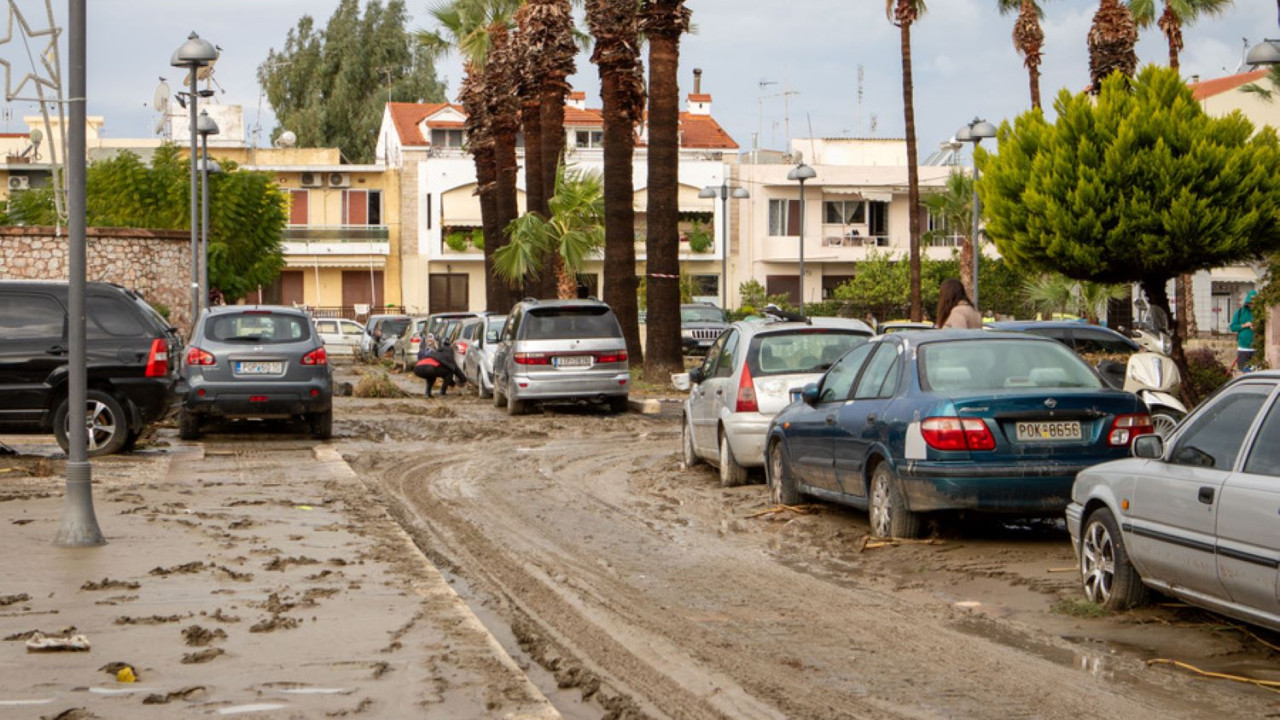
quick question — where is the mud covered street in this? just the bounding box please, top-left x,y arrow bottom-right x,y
337,365 -> 1279,720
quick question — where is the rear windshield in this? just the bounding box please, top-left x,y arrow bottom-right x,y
748,329 -> 871,377
920,338 -> 1103,392
523,307 -> 622,340
681,306 -> 725,323
206,312 -> 312,344
381,318 -> 410,337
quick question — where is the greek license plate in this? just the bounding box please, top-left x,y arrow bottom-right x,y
553,355 -> 592,368
235,361 -> 284,375
1015,421 -> 1082,442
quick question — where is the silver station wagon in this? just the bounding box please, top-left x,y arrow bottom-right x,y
1067,371 -> 1280,632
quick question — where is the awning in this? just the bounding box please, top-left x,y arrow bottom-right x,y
1209,266 -> 1260,284
821,188 -> 894,203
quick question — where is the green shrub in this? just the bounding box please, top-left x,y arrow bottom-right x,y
1184,348 -> 1230,400
444,231 -> 470,252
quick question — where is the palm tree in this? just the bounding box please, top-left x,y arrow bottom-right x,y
1241,65 -> 1280,101
639,0 -> 691,378
1128,0 -> 1232,71
512,10 -> 547,222
586,0 -> 647,363
1088,0 -> 1139,92
922,172 -> 975,299
1022,274 -> 1128,323
887,0 -> 927,321
494,167 -> 605,295
998,0 -> 1049,110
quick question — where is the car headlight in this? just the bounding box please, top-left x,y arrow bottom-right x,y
681,329 -> 694,338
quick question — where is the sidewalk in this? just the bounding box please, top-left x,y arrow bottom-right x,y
0,439 -> 559,719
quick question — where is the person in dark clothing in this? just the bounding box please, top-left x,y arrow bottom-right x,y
413,336 -> 466,397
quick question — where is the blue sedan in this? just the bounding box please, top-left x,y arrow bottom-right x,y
765,330 -> 1154,538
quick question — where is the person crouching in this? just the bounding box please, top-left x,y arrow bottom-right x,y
413,336 -> 466,397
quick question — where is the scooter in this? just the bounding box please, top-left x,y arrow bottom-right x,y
1123,306 -> 1187,438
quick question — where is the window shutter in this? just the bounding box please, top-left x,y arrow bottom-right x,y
787,199 -> 800,236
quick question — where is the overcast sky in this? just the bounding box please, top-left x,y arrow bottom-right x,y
5,0 -> 1277,160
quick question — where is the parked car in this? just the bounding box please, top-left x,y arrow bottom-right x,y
314,318 -> 365,358
986,321 -> 1140,385
1067,371 -> 1280,632
677,317 -> 874,487
357,314 -> 411,361
178,306 -> 333,440
877,320 -> 934,334
0,280 -> 181,456
391,317 -> 430,371
426,311 -> 480,341
436,317 -> 467,349
765,330 -> 1154,538
492,298 -> 629,415
680,303 -> 729,355
461,313 -> 508,398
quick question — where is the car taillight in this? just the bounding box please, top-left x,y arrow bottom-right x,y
145,338 -> 169,377
302,347 -> 327,366
1108,413 -> 1153,446
735,363 -> 759,413
514,352 -> 550,365
596,351 -> 627,364
185,346 -> 215,366
921,417 -> 996,451
456,341 -> 469,355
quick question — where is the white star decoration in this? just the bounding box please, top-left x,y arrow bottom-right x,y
0,0 -> 61,102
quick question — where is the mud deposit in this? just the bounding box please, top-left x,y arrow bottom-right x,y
343,366 -> 1279,720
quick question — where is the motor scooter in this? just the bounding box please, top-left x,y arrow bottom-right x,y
1120,306 -> 1187,438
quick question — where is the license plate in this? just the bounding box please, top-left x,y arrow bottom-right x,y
235,361 -> 284,375
1015,421 -> 1082,441
553,355 -> 592,368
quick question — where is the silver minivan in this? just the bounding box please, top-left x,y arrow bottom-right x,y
491,299 -> 628,415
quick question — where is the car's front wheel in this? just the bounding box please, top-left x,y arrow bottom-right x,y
869,462 -> 921,539
1080,507 -> 1149,610
681,415 -> 702,468
718,433 -> 748,488
766,440 -> 801,505
54,390 -> 130,457
1151,411 -> 1182,439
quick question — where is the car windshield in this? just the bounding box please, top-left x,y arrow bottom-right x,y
206,313 -> 311,344
920,338 -> 1103,392
525,307 -> 622,340
748,329 -> 870,377
681,307 -> 725,323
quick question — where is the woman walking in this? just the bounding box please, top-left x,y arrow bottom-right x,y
935,278 -> 982,329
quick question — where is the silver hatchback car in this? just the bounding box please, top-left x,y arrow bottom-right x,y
492,299 -> 628,415
676,316 -> 874,486
179,306 -> 333,440
1067,371 -> 1280,632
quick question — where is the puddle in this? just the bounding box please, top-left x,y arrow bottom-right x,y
953,617 -> 1140,684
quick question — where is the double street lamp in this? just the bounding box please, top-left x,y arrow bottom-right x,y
170,32 -> 218,324
197,110 -> 221,307
698,181 -> 750,310
787,163 -> 816,316
955,117 -> 997,311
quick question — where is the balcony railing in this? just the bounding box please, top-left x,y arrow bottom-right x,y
284,225 -> 390,243
823,235 -> 890,248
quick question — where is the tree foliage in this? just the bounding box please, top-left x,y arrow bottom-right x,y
259,0 -> 446,163
5,146 -> 288,303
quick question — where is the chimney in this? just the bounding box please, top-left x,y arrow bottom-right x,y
568,91 -> 586,110
687,69 -> 711,116
693,68 -> 702,94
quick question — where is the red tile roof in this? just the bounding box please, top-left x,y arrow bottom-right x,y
387,102 -> 464,146
1189,69 -> 1268,101
687,93 -> 711,103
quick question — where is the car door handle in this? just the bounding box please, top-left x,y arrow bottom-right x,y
46,345 -> 67,355
866,414 -> 877,423
825,414 -> 836,425
1198,486 -> 1214,505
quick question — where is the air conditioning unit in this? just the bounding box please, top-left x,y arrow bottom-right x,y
327,172 -> 351,188
8,176 -> 29,191
300,172 -> 322,188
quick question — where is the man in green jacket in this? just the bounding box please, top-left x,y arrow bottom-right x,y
1230,290 -> 1258,371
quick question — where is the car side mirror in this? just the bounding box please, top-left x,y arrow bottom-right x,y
688,367 -> 705,384
801,383 -> 821,406
1132,434 -> 1164,459
671,373 -> 691,392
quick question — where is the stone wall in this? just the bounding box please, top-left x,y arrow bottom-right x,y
0,226 -> 193,334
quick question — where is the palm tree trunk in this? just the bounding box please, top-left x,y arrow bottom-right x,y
1158,4 -> 1183,71
487,25 -> 524,310
899,19 -> 923,321
521,97 -> 547,220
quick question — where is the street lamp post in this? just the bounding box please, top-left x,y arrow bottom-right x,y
699,181 -> 750,311
955,118 -> 996,311
171,32 -> 218,324
197,111 -> 220,306
787,163 -> 816,316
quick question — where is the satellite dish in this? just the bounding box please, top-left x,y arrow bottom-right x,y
29,128 -> 42,145
276,130 -> 297,148
153,81 -> 170,111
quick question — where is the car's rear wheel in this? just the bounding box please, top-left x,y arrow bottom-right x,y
608,396 -> 629,414
178,408 -> 202,440
869,462 -> 921,539
54,390 -> 129,457
310,409 -> 333,441
507,392 -> 528,416
718,433 -> 749,488
1080,507 -> 1149,610
767,440 -> 801,505
681,416 -> 702,468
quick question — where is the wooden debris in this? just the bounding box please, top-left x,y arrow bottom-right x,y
745,504 -> 819,519
859,536 -> 946,552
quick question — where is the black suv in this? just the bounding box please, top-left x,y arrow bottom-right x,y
0,281 -> 182,456
680,303 -> 729,354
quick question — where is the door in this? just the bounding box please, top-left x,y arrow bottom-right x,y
0,291 -> 67,424
343,271 -> 384,311
689,330 -> 735,456
787,342 -> 875,492
1216,389 -> 1280,617
280,271 -> 305,307
834,342 -> 903,497
1128,382 -> 1272,600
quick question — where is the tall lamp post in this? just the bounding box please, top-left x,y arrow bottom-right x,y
787,163 -> 816,315
955,117 -> 996,311
171,32 -> 218,324
698,180 -> 750,310
197,110 -> 221,306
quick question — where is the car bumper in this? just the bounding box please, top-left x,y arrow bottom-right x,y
184,378 -> 332,419
508,373 -> 629,402
721,412 -> 772,468
896,461 -> 1095,513
113,377 -> 179,425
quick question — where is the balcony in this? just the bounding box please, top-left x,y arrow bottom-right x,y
283,225 -> 390,259
823,234 -> 890,248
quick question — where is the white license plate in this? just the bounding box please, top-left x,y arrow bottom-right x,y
1015,421 -> 1082,441
553,355 -> 593,368
235,361 -> 284,375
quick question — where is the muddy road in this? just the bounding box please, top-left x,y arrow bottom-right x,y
337,366 -> 1278,720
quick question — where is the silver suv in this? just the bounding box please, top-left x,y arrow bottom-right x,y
491,299 -> 628,415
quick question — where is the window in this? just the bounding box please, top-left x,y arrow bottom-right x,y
428,274 -> 469,312
854,344 -> 901,399
868,200 -> 889,237
818,342 -> 875,403
752,329 -> 871,379
1072,329 -> 1137,356
430,129 -> 464,148
574,130 -> 604,148
920,339 -> 1102,392
343,190 -> 382,225
824,200 -> 865,225
713,330 -> 740,378
0,293 -> 63,339
206,312 -> 311,344
524,307 -> 622,340
1243,397 -> 1280,477
87,297 -> 146,339
768,199 -> 800,236
701,332 -> 730,378
288,189 -> 309,226
1171,384 -> 1271,470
